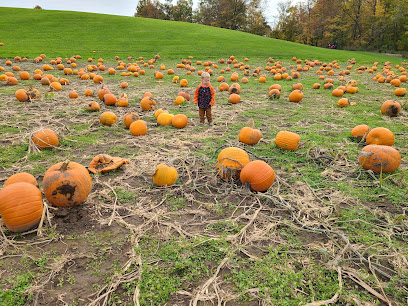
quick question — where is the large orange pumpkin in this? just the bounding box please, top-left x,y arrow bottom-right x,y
358,145 -> 401,173
129,120 -> 147,136
31,129 -> 59,149
240,160 -> 275,192
216,147 -> 250,180
229,93 -> 241,104
366,127 -> 394,146
43,161 -> 92,207
0,182 -> 43,232
288,90 -> 303,102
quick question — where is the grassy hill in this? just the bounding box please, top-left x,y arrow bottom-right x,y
0,7 -> 406,63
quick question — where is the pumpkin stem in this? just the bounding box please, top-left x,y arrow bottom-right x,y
60,160 -> 70,172
248,118 -> 254,129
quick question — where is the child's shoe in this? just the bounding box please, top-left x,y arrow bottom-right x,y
209,122 -> 214,126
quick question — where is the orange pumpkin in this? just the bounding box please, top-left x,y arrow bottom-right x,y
140,96 -> 157,111
4,173 -> 38,187
366,127 -> 394,146
43,161 -> 92,207
50,82 -> 62,91
240,160 -> 275,192
103,93 -> 117,106
117,93 -> 129,107
238,119 -> 262,145
154,108 -> 168,119
86,101 -> 100,111
288,90 -> 303,102
337,98 -> 349,108
85,89 -> 93,96
351,125 -> 370,139
180,79 -> 188,87
100,111 -> 117,126
216,147 -> 250,180
394,88 -> 406,97
275,131 -> 301,150
229,83 -> 241,94
97,87 -> 111,101
31,129 -> 59,149
219,82 -> 229,91
174,96 -> 185,105
178,91 -> 190,101
69,91 -> 79,99
229,93 -> 241,104
123,112 -> 140,128
15,89 -> 29,102
0,182 -> 43,232
269,84 -> 281,91
268,89 -> 280,99
313,83 -> 321,89
129,120 -> 147,136
332,89 -> 344,97
172,114 -> 188,129
381,100 -> 401,116
157,113 -> 174,125
358,145 -> 401,173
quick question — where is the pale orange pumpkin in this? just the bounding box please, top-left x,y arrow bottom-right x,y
274,131 -> 300,150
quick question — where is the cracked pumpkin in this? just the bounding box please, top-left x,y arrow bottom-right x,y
43,161 -> 92,207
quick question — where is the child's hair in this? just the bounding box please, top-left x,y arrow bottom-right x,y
201,72 -> 210,79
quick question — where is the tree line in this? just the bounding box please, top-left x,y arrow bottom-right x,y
134,0 -> 408,54
134,0 -> 271,37
272,0 -> 408,53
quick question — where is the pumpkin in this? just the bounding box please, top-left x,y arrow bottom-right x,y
178,91 -> 190,101
239,118 -> 262,145
43,161 -> 92,207
19,71 -> 30,80
229,93 -> 241,104
337,98 -> 349,108
219,82 -> 229,91
259,76 -> 266,83
154,108 -> 168,119
358,145 -> 401,173
120,82 -> 128,89
103,93 -> 117,106
41,76 -> 51,85
268,89 -> 280,99
229,83 -> 241,94
292,83 -> 303,90
97,87 -> 111,101
15,89 -> 29,102
180,79 -> 188,87
216,147 -> 250,180
69,91 -> 79,99
173,76 -> 179,83
6,77 -> 18,85
129,120 -> 147,136
351,124 -> 370,139
4,173 -> 38,187
390,79 -> 401,87
93,75 -> 103,84
332,89 -> 344,97
153,164 -> 178,187
275,131 -> 300,150
100,112 -> 117,126
50,82 -> 62,91
154,71 -> 163,79
366,127 -> 394,146
31,129 -> 59,149
394,88 -> 406,97
288,90 -> 303,102
85,89 -> 93,96
86,101 -> 100,111
381,100 -> 401,116
157,113 -> 174,125
269,84 -> 281,91
0,182 -> 43,232
140,96 -> 157,111
240,160 -> 275,192
59,78 -> 69,85
123,112 -> 140,128
174,96 -> 185,105
172,114 -> 188,129
117,93 -> 129,107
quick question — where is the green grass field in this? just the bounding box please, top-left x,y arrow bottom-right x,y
0,7 -> 407,306
0,7 -> 406,63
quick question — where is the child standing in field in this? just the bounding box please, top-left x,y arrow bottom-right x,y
194,72 -> 215,126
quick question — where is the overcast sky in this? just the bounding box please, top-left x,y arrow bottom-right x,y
0,0 -> 303,25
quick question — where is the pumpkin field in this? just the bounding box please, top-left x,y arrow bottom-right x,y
0,7 -> 408,306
